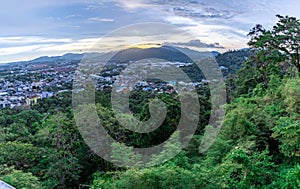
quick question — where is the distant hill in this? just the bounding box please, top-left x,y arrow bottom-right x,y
211,51 -> 221,57
106,46 -> 219,82
0,48 -> 251,78
28,53 -> 84,63
0,53 -> 84,69
2,47 -> 218,66
109,45 -> 215,63
216,49 -> 252,75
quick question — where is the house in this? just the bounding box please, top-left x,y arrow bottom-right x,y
0,101 -> 11,109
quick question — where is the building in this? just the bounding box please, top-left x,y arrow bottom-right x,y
0,101 -> 11,109
41,92 -> 54,99
26,96 -> 41,106
0,180 -> 15,189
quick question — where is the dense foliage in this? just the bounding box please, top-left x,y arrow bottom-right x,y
0,14 -> 300,188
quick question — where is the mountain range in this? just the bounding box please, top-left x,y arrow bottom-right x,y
1,46 -> 251,76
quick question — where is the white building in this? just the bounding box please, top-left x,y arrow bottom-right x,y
0,180 -> 15,189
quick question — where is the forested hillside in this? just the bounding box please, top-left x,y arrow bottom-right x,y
0,15 -> 300,188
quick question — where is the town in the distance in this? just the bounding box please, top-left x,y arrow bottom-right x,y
0,46 -> 250,109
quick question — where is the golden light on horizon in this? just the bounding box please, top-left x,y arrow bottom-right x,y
126,43 -> 162,49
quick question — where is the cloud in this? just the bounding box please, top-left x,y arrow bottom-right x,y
88,17 -> 115,22
114,0 -> 152,9
2,0 -> 300,63
0,36 -> 73,45
165,39 -> 224,49
172,6 -> 235,19
0,45 -> 50,56
65,14 -> 82,19
0,36 -> 100,63
111,0 -> 246,49
115,0 -> 236,19
113,0 -> 300,50
84,2 -> 105,10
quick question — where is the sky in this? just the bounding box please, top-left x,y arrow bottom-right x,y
1,0 -> 300,63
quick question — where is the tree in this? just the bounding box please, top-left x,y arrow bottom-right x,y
0,169 -> 44,189
284,164 -> 300,188
272,15 -> 300,73
110,142 -> 142,168
272,117 -> 300,157
0,142 -> 41,171
248,15 -> 300,75
91,164 -> 196,189
280,77 -> 300,115
43,113 -> 82,189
